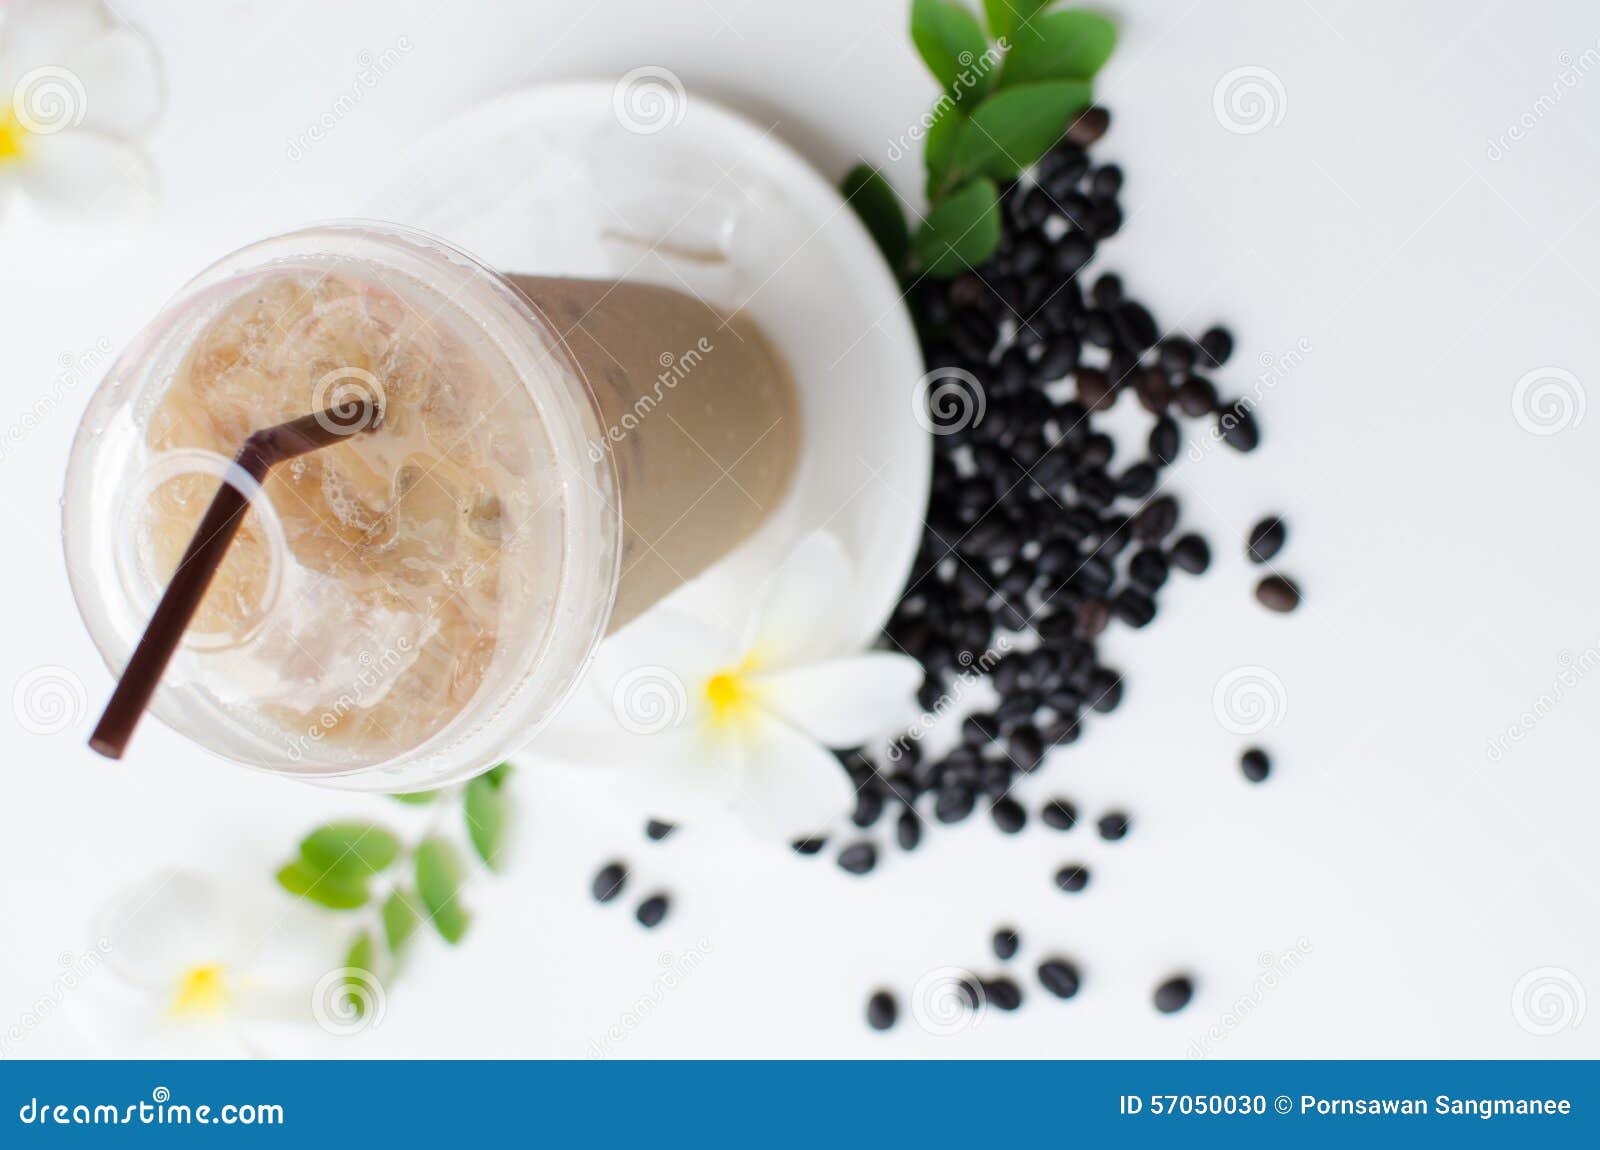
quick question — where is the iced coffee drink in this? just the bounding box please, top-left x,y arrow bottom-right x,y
64,225 -> 800,785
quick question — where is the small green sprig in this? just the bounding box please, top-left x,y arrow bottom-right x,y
844,1 -> 1116,280
274,762 -> 513,1016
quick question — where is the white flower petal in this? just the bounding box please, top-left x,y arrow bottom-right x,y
743,530 -> 857,667
93,871 -> 246,992
752,652 -> 923,747
590,606 -> 739,696
726,714 -> 856,839
65,25 -> 163,137
0,0 -> 106,90
13,127 -> 154,219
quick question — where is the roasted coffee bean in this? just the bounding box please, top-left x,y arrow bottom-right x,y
1154,975 -> 1195,1014
1038,959 -> 1081,999
791,836 -> 826,856
1175,376 -> 1218,417
1092,273 -> 1124,308
837,842 -> 878,876
1065,105 -> 1110,145
935,785 -> 977,824
1087,668 -> 1123,713
1035,334 -> 1080,381
645,819 -> 677,842
1077,367 -> 1114,411
1240,747 -> 1271,782
1158,336 -> 1196,375
1092,164 -> 1123,198
1199,326 -> 1234,365
1169,533 -> 1211,575
1134,368 -> 1172,414
635,894 -> 670,928
1255,574 -> 1301,613
592,862 -> 628,903
1133,495 -> 1179,542
1112,589 -> 1156,628
1127,548 -> 1169,592
993,927 -> 1021,961
1148,416 -> 1180,464
1247,516 -> 1287,563
866,990 -> 897,1031
1218,398 -> 1261,452
1076,598 -> 1110,638
897,809 -> 924,850
1043,715 -> 1081,746
983,976 -> 1024,1011
991,795 -> 1028,834
1118,462 -> 1157,498
1097,811 -> 1131,841
853,789 -> 885,829
1041,798 -> 1078,830
1010,725 -> 1046,771
1055,863 -> 1091,892
1112,301 -> 1159,352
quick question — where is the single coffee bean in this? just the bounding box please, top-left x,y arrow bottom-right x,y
989,793 -> 1026,831
1241,748 -> 1271,782
837,842 -> 878,876
1038,958 -> 1082,999
635,893 -> 670,928
983,976 -> 1024,1011
1133,495 -> 1179,542
645,819 -> 677,842
1041,798 -> 1078,831
1097,811 -> 1131,841
1055,863 -> 1091,892
993,927 -> 1021,961
1255,574 -> 1301,613
1065,105 -> 1110,145
790,836 -> 826,856
1247,515 -> 1287,563
1148,416 -> 1180,464
1092,273 -> 1124,308
866,990 -> 898,1031
1087,668 -> 1123,713
1154,975 -> 1195,1014
935,784 -> 977,824
1112,589 -> 1156,628
1128,548 -> 1169,592
1218,398 -> 1260,452
897,809 -> 924,849
1199,326 -> 1234,365
1175,376 -> 1218,417
592,862 -> 628,903
1168,533 -> 1211,575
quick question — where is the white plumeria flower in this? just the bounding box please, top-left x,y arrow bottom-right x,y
88,870 -> 339,1057
0,0 -> 162,221
540,530 -> 924,838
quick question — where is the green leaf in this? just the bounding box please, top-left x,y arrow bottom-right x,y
924,107 -> 966,199
946,80 -> 1093,183
1000,11 -> 1115,86
911,0 -> 992,97
484,762 -> 513,788
389,791 -> 439,805
342,931 -> 378,1018
981,0 -> 1050,41
415,837 -> 470,944
275,860 -> 369,910
841,164 -> 910,273
298,822 -> 401,878
914,178 -> 1003,276
464,775 -> 509,871
381,888 -> 422,954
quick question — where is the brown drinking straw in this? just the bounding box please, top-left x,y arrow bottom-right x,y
89,406 -> 377,760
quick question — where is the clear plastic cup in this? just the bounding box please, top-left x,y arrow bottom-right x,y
63,222 -> 798,790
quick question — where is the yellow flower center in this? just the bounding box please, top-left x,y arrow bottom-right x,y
172,963 -> 230,1017
0,107 -> 29,166
703,657 -> 764,730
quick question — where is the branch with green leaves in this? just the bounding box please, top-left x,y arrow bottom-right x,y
274,762 -> 512,1017
844,0 -> 1116,279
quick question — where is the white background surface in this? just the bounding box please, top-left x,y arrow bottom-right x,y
3,0 -> 1599,1058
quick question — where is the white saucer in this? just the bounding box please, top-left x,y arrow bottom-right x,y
369,79 -> 929,648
